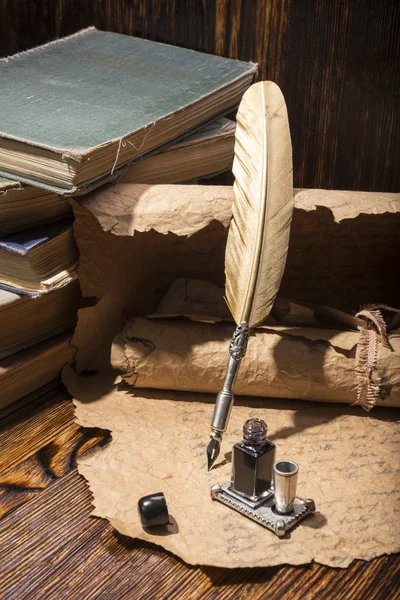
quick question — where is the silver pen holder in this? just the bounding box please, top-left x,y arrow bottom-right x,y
210,419 -> 316,536
273,460 -> 299,514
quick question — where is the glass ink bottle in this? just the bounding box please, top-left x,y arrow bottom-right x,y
211,418 -> 316,535
231,418 -> 275,501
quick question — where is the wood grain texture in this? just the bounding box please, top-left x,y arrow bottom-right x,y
0,382 -> 399,599
0,0 -> 398,192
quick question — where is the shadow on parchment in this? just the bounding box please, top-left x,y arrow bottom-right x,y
64,361 -> 399,449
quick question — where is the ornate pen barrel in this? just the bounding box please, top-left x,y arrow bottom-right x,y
273,460 -> 299,514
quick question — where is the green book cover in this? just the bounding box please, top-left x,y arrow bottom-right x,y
0,28 -> 256,193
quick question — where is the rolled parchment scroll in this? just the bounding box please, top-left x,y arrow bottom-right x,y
111,317 -> 400,407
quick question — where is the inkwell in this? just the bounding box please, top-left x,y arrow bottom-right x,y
211,418 -> 316,536
231,418 -> 275,504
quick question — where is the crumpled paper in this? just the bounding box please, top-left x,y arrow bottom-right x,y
111,316 -> 400,407
73,183 -> 233,237
70,185 -> 230,371
64,366 -> 400,568
294,188 -> 400,222
110,278 -> 400,407
148,278 -> 364,329
71,185 -> 400,371
67,186 -> 400,567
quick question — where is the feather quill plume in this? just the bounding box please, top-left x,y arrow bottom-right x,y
207,81 -> 294,470
225,81 -> 294,328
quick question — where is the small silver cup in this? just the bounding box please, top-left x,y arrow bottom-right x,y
273,460 -> 299,514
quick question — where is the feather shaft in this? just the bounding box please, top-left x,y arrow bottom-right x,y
225,81 -> 294,328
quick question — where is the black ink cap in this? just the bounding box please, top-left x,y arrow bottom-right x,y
138,492 -> 169,528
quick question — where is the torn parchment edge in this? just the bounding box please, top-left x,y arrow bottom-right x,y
76,187 -> 400,238
73,185 -> 234,238
63,364 -> 400,569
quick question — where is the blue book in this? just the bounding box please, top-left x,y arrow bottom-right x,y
0,219 -> 78,295
0,28 -> 256,193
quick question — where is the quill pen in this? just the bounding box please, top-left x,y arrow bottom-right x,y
207,81 -> 294,470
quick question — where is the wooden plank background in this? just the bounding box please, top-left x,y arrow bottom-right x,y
0,0 -> 398,192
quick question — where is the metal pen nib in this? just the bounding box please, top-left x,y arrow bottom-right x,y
206,322 -> 249,470
207,437 -> 220,471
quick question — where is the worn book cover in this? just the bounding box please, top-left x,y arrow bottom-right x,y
119,117 -> 235,184
0,118 -> 235,232
0,219 -> 78,295
0,176 -> 71,233
0,329 -> 74,409
0,278 -> 83,358
0,28 -> 256,193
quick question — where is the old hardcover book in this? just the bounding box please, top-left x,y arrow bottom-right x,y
0,279 -> 83,359
120,117 -> 236,184
0,177 -> 71,233
0,219 -> 78,294
1,118 -> 235,233
0,28 -> 256,193
0,330 -> 74,409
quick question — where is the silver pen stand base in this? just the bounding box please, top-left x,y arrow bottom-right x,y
210,483 -> 316,537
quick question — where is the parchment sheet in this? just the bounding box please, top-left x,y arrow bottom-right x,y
77,185 -> 400,237
293,189 -> 400,222
111,317 -> 400,407
71,186 -> 400,371
149,278 -> 364,329
64,366 -> 400,568
71,186 -> 230,371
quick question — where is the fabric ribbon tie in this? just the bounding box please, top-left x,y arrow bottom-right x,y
354,304 -> 397,410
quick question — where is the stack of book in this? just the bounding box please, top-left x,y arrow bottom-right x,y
0,27 -> 256,409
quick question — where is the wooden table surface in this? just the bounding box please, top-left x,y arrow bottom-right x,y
0,382 -> 399,600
